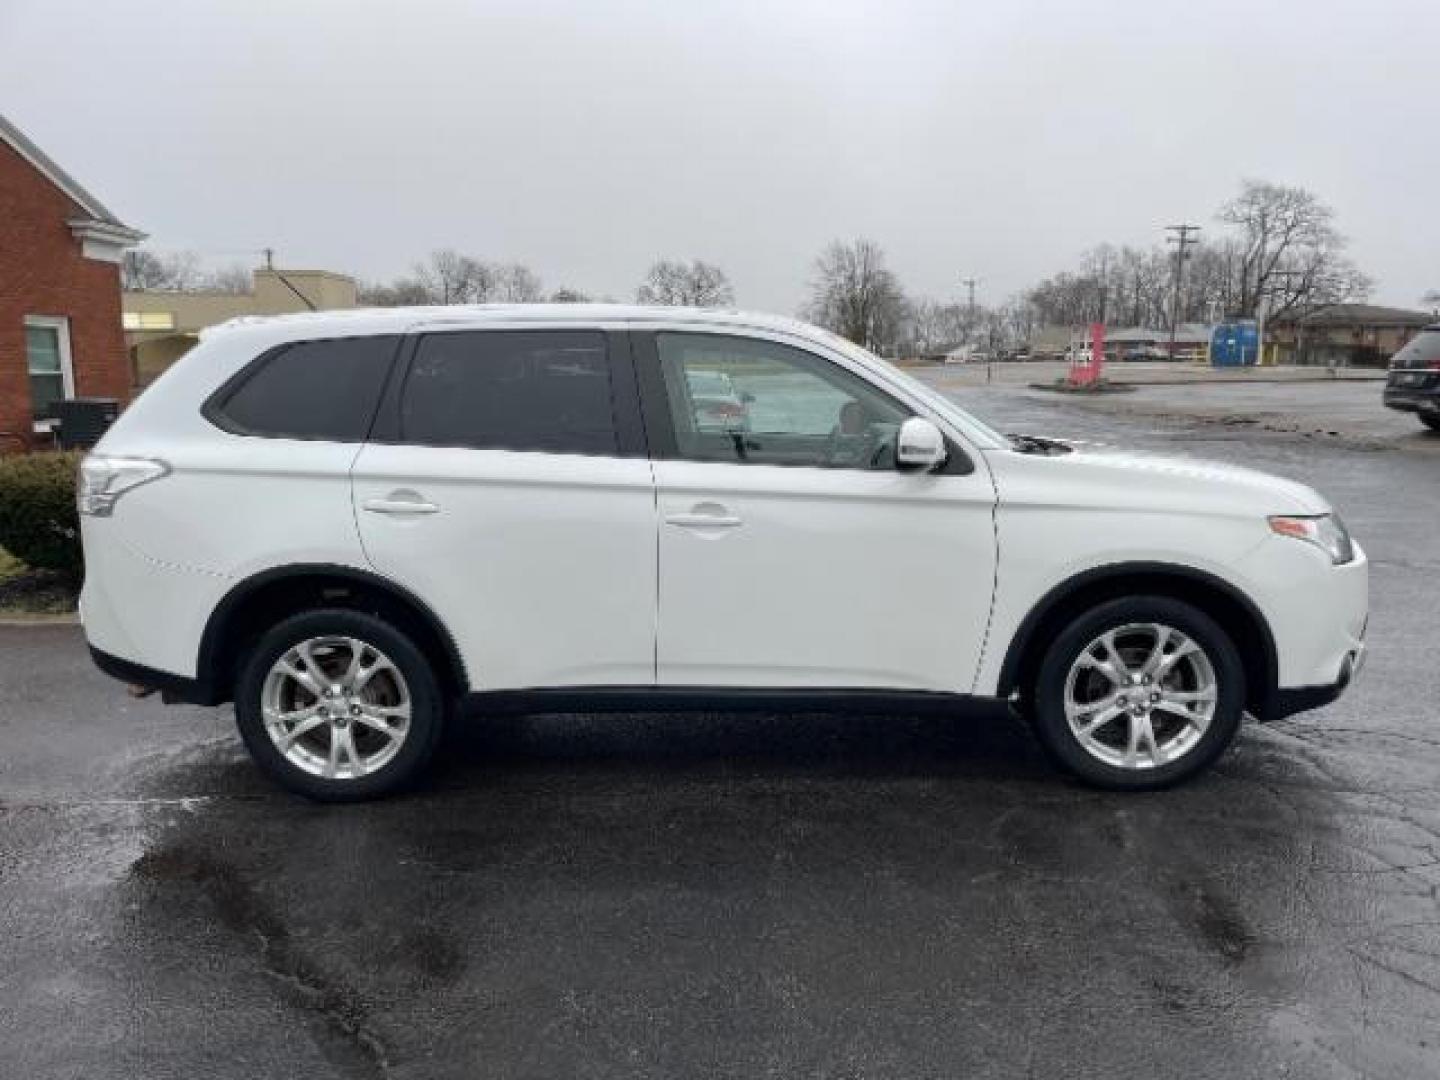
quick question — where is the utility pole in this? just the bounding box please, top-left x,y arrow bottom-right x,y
961,276 -> 984,378
1165,224 -> 1200,359
961,277 -> 978,333
262,247 -> 275,270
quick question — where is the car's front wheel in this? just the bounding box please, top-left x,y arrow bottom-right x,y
1420,413 -> 1440,432
234,609 -> 445,801
1030,597 -> 1245,790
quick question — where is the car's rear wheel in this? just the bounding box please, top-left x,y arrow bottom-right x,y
235,609 -> 445,801
1030,597 -> 1245,790
1420,413 -> 1440,432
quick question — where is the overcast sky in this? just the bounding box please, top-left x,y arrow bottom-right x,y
2,0 -> 1434,312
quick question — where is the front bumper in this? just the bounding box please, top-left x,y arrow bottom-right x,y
1242,533 -> 1368,721
1266,636 -> 1365,721
1382,375 -> 1439,413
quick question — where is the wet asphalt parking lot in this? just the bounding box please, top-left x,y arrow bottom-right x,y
2,383 -> 1437,1079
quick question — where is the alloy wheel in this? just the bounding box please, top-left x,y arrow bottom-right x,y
260,636 -> 412,780
1063,622 -> 1218,770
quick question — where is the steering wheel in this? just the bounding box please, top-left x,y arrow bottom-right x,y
821,422 -> 889,469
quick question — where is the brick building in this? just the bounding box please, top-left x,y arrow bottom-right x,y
1,113 -> 143,452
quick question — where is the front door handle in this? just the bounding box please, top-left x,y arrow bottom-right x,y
666,513 -> 742,528
665,503 -> 742,529
363,494 -> 440,515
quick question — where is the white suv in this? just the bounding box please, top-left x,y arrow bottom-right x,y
79,306 -> 1368,800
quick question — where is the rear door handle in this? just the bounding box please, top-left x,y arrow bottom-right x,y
363,496 -> 440,515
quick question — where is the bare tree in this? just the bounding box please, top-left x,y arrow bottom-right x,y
206,263 -> 254,294
414,249 -> 491,304
636,259 -> 734,307
1218,180 -> 1367,318
1025,270 -> 1105,327
121,249 -> 204,291
364,252 -> 547,305
358,277 -> 432,307
999,297 -> 1039,348
805,239 -> 906,349
491,263 -> 544,302
1023,181 -> 1372,329
549,287 -> 592,303
902,298 -> 967,353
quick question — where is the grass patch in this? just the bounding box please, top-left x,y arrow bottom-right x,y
0,545 -> 78,616
0,546 -> 22,583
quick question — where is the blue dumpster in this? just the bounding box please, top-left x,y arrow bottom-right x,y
1210,321 -> 1259,366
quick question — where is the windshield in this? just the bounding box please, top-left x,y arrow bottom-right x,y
818,332 -> 1010,449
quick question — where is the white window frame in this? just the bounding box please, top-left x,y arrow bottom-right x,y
24,315 -> 75,433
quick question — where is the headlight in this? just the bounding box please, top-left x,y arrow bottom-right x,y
1269,513 -> 1354,565
77,455 -> 170,517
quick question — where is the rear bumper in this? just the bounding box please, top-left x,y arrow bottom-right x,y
89,645 -> 219,706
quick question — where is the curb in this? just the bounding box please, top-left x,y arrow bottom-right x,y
1027,382 -> 1136,395
1102,375 -> 1386,387
0,612 -> 79,627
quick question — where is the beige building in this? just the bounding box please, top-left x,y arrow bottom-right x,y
123,268 -> 358,384
1267,304 -> 1432,368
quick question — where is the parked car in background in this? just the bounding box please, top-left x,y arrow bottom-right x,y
1123,345 -> 1171,362
79,306 -> 1368,801
685,368 -> 751,431
1382,324 -> 1440,430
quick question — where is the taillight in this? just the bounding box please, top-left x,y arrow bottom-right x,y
705,402 -> 745,418
77,455 -> 170,517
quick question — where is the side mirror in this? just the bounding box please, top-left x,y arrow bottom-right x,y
740,392 -> 756,404
895,417 -> 947,471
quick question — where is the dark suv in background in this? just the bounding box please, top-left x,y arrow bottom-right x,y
1384,325 -> 1440,430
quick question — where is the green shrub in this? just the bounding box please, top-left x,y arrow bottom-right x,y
0,451 -> 84,579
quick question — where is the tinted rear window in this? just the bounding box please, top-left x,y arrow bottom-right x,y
209,336 -> 398,441
1392,330 -> 1440,369
399,331 -> 618,454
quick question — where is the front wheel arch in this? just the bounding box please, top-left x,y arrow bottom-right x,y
996,563 -> 1278,720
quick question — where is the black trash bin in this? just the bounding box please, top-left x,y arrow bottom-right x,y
54,398 -> 120,450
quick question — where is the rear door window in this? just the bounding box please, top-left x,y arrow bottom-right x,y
398,330 -> 619,455
207,335 -> 399,441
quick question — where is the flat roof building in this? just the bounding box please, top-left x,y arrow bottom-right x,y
124,268 -> 359,384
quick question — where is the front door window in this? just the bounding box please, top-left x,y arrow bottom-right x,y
655,332 -> 909,470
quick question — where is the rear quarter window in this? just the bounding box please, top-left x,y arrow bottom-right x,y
205,336 -> 400,441
1391,330 -> 1440,369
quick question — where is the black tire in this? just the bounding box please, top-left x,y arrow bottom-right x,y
1420,414 -> 1440,432
234,608 -> 445,801
1030,596 -> 1245,791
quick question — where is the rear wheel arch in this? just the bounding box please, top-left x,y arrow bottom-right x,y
996,562 -> 1278,718
198,564 -> 468,705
